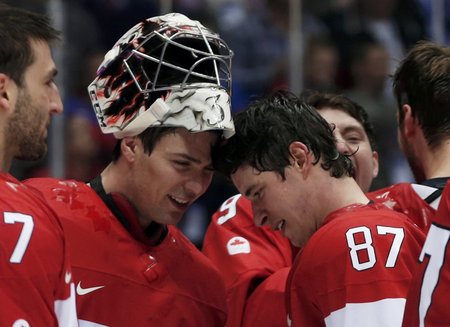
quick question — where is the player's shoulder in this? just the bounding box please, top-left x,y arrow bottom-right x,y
295,204 -> 422,278
326,203 -> 408,226
166,226 -> 226,295
24,177 -> 95,206
0,174 -> 60,220
211,194 -> 253,226
169,226 -> 220,269
24,177 -> 82,193
307,204 -> 413,253
433,181 -> 450,226
369,182 -> 440,205
368,182 -> 414,200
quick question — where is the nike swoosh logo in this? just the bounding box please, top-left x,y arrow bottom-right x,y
76,282 -> 105,295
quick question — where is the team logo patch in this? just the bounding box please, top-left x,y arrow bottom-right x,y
227,236 -> 250,255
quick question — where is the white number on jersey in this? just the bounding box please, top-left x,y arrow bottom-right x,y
217,194 -> 241,225
3,212 -> 34,263
418,223 -> 450,327
346,226 -> 404,271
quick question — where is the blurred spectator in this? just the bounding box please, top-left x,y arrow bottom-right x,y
215,0 -> 329,111
271,36 -> 340,93
417,0 -> 450,43
345,38 -> 412,188
78,0 -> 160,48
173,0 -> 218,30
318,0 -> 427,88
61,114 -> 107,181
62,48 -> 115,181
303,37 -> 339,92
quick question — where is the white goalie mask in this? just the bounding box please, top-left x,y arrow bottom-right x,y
88,13 -> 234,139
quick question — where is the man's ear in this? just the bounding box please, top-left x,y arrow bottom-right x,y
120,136 -> 140,163
401,104 -> 418,137
0,73 -> 16,115
288,141 -> 311,175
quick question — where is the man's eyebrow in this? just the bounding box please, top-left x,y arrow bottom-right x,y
341,125 -> 365,134
172,153 -> 213,167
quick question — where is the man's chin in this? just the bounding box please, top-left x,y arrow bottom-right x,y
163,212 -> 184,226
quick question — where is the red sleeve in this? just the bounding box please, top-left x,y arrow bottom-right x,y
202,194 -> 294,327
402,180 -> 450,327
288,206 -> 425,327
241,267 -> 290,327
0,177 -> 77,326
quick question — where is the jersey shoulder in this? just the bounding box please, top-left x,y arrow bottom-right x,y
368,183 -> 437,232
164,226 -> 227,309
433,181 -> 450,227
211,194 -> 253,227
0,175 -> 64,232
301,204 -> 423,267
24,177 -> 110,221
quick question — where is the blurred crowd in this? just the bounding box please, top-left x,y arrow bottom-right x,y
7,0 -> 450,247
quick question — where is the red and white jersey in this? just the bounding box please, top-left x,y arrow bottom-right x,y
203,194 -> 294,327
368,179 -> 448,233
287,203 -> 425,327
25,177 -> 227,327
0,173 -> 77,326
402,180 -> 450,327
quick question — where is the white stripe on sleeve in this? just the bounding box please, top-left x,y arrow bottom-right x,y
324,298 -> 406,327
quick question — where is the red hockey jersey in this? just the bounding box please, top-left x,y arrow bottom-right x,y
0,173 -> 77,326
203,194 -> 294,327
26,177 -> 227,326
402,179 -> 450,327
287,203 -> 425,327
368,180 -> 447,233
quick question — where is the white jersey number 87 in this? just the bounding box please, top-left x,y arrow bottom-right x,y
346,226 -> 405,271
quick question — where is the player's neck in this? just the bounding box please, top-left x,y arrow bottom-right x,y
0,136 -> 12,173
317,176 -> 370,223
99,161 -> 125,194
424,140 -> 450,180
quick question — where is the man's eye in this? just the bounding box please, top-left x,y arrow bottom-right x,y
174,161 -> 190,167
345,135 -> 362,144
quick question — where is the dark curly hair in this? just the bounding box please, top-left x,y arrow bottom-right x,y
213,90 -> 352,179
301,90 -> 377,150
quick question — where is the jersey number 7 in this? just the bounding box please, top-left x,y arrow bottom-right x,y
418,223 -> 450,326
3,212 -> 34,263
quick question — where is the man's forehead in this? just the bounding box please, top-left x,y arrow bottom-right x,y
232,165 -> 259,191
319,109 -> 365,132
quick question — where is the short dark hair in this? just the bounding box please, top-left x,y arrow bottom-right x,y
111,127 -> 178,161
111,127 -> 222,162
0,3 -> 60,86
214,90 -> 352,179
301,90 -> 377,150
393,41 -> 450,149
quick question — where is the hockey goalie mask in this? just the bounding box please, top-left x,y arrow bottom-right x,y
88,13 -> 234,139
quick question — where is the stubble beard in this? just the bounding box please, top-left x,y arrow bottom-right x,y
7,88 -> 48,161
